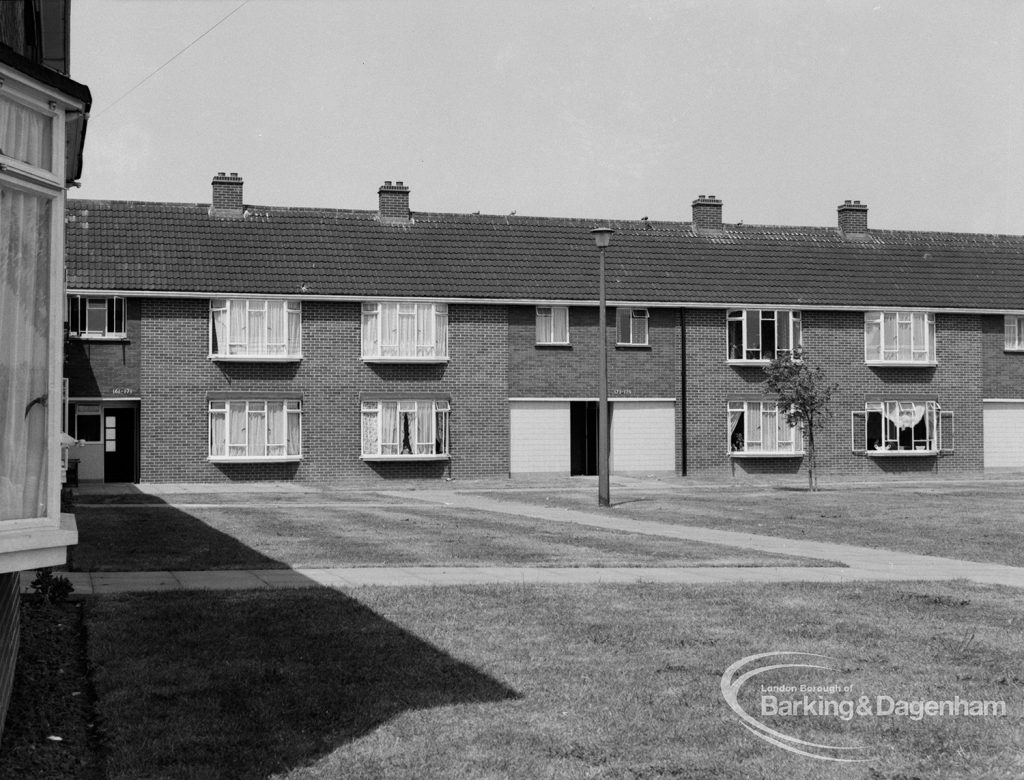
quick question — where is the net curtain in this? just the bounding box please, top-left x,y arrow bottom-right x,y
0,187 -> 52,520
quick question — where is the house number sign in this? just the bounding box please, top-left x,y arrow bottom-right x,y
111,387 -> 135,396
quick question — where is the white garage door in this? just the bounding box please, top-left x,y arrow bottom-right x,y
610,401 -> 676,472
510,401 -> 570,473
984,401 -> 1024,469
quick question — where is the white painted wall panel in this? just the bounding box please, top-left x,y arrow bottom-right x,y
984,401 -> 1024,469
509,401 -> 571,473
610,401 -> 675,472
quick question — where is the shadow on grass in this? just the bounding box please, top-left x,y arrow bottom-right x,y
88,588 -> 520,779
64,486 -> 520,777
69,485 -> 287,571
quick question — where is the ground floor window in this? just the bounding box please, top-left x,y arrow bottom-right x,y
728,400 -> 803,455
852,401 -> 953,454
361,400 -> 450,457
68,403 -> 102,442
209,400 -> 301,460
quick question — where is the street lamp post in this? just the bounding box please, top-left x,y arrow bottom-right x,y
590,227 -> 615,507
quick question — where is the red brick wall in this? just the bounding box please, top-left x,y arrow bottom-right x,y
981,314 -> 1024,398
65,299 -> 141,398
139,299 -> 508,482
0,572 -> 20,741
508,305 -> 684,472
684,309 -> 983,480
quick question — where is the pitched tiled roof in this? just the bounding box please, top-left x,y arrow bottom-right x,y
65,199 -> 1024,310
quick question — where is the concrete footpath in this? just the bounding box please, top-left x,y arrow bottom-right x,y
26,481 -> 1024,594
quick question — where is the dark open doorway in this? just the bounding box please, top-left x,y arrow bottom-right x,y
570,401 -> 598,476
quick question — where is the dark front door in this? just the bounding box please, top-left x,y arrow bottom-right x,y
570,401 -> 598,476
103,407 -> 137,483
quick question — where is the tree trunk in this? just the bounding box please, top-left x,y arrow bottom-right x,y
807,425 -> 816,491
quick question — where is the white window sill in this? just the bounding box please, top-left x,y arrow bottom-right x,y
729,451 -> 804,459
866,450 -> 937,457
361,356 -> 449,364
1004,348 -> 1024,353
0,513 -> 77,575
535,342 -> 571,348
361,454 -> 451,462
865,360 -> 937,368
209,355 -> 303,362
616,342 -> 650,348
207,456 -> 302,464
727,359 -> 770,366
70,335 -> 128,342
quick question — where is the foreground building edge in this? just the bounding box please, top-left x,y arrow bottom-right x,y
0,6 -> 91,738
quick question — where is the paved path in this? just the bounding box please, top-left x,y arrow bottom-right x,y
400,489 -> 1024,589
33,482 -> 1024,593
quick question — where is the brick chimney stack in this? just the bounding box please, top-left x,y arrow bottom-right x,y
692,195 -> 723,232
210,172 -> 243,218
837,200 -> 868,235
378,180 -> 411,222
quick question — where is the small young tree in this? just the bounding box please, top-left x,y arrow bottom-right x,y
763,349 -> 839,491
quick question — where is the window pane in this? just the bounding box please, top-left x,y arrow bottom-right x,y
435,306 -> 448,357
86,300 -> 106,334
267,300 -> 285,354
552,307 -> 568,342
536,307 -> 552,342
361,407 -> 379,455
865,314 -> 881,360
760,313 -> 776,358
727,315 -> 743,360
777,311 -> 790,352
229,301 -> 247,354
287,305 -> 301,355
210,410 -> 226,457
632,310 -> 648,345
416,401 -> 434,454
248,303 -> 267,354
745,402 -> 762,449
745,311 -> 760,359
362,307 -> 379,356
287,408 -> 301,456
617,309 -> 630,343
381,402 -> 398,454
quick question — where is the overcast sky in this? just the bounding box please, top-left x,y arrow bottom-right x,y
71,0 -> 1024,234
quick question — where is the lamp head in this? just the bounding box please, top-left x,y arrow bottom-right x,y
590,226 -> 615,248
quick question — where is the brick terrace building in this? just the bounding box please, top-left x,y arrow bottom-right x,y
64,176 -> 1024,484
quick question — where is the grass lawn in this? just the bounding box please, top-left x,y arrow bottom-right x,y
476,480 -> 1024,567
4,580 -> 1017,779
68,499 -> 831,571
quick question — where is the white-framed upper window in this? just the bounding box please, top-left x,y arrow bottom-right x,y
728,401 -> 803,456
67,296 -> 126,339
864,311 -> 935,364
361,302 -> 448,360
361,399 -> 450,459
536,306 -> 569,345
0,90 -> 57,180
727,310 -> 802,362
210,299 -> 301,359
208,400 -> 301,461
851,400 -> 953,455
616,308 -> 649,346
1004,316 -> 1024,351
